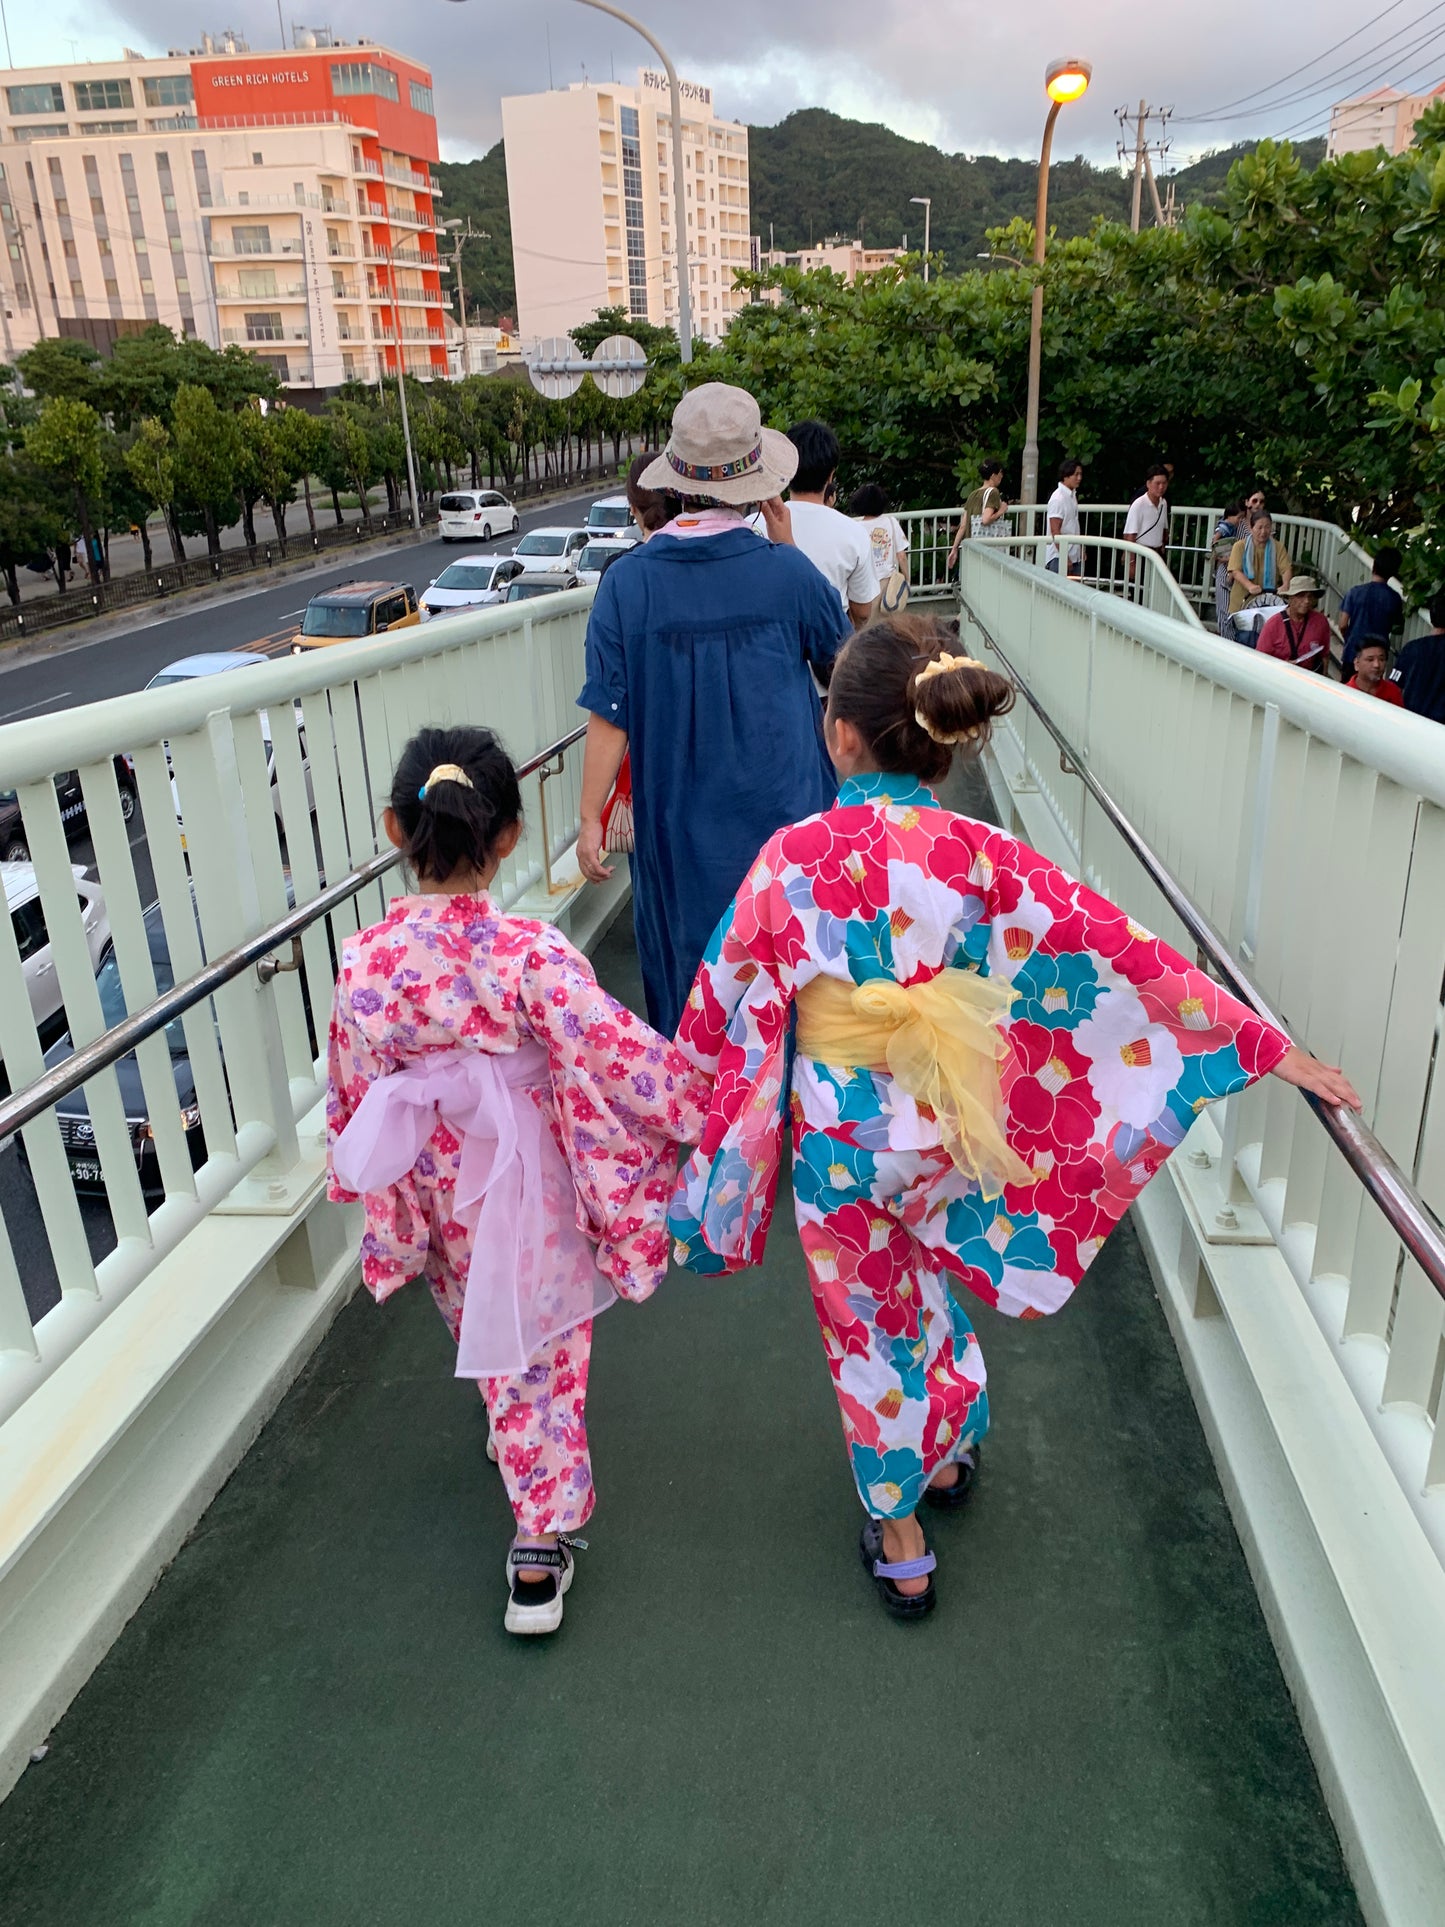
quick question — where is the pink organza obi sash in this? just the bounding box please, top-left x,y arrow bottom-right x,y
330,1043 -> 615,1376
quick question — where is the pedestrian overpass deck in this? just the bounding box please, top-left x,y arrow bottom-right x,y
0,518 -> 1442,1923
0,763 -> 1363,1927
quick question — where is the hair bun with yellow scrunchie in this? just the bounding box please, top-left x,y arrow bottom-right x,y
827,615 -> 1016,789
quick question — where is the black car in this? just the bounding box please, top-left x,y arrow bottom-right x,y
1,757 -> 138,864
43,884 -> 327,1196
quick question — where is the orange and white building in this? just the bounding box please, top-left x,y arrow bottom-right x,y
1327,82 -> 1445,159
0,33 -> 447,391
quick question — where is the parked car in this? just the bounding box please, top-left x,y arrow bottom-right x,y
585,495 -> 635,541
505,572 -> 581,602
4,861 -> 111,1051
510,527 -> 590,577
438,490 -> 520,542
1,759 -> 138,864
290,581 -> 420,652
575,538 -> 637,587
419,554 -> 526,619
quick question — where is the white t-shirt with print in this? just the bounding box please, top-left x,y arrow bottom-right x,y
1045,483 -> 1081,567
1124,492 -> 1169,551
856,514 -> 908,584
788,500 -> 880,609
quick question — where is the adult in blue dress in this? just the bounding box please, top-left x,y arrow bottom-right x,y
577,383 -> 852,1036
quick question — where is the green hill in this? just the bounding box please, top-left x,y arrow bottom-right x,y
435,119 -> 1327,326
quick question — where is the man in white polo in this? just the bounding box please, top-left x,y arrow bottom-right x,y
1045,458 -> 1083,576
1124,464 -> 1171,579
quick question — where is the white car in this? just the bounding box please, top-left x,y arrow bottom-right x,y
575,538 -> 637,586
438,490 -> 520,543
511,527 -> 591,577
585,495 -> 635,542
420,554 -> 527,619
4,862 -> 111,1047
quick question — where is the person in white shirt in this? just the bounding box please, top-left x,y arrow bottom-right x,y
847,482 -> 909,599
785,419 -> 879,629
1045,458 -> 1083,575
1124,465 -> 1171,579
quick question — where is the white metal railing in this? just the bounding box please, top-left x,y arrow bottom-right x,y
957,541 -> 1445,1549
0,591 -> 597,1425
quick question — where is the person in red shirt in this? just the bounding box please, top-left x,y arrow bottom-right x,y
1346,637 -> 1405,705
1256,577 -> 1331,670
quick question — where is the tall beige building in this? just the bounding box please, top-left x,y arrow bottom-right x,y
501,71 -> 751,344
0,35 -> 447,392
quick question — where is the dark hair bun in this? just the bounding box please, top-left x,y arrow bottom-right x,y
388,724 -> 522,886
828,616 -> 1013,786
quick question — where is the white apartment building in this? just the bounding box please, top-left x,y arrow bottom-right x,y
502,70 -> 751,344
1327,83 -> 1445,158
0,36 -> 447,392
757,238 -> 905,282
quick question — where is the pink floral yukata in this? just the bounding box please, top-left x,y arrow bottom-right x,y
670,773 -> 1289,1521
327,893 -> 708,1535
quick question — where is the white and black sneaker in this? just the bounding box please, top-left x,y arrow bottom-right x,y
503,1537 -> 582,1636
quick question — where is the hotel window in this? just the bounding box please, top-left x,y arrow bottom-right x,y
409,81 -> 434,116
143,75 -> 193,108
619,105 -> 647,320
239,267 -> 278,296
232,224 -> 272,255
72,79 -> 134,113
244,311 -> 284,341
331,62 -> 400,103
80,122 -> 137,135
11,125 -> 68,142
6,83 -> 64,115
191,151 -> 213,208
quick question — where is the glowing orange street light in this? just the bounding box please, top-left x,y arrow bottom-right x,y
1021,58 -> 1094,506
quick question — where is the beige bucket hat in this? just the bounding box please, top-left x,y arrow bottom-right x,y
1286,575 -> 1321,597
637,382 -> 798,504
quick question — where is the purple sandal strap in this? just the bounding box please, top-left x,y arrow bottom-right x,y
872,1551 -> 937,1581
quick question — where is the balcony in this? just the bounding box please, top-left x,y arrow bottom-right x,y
353,157 -> 382,178
389,246 -> 438,269
329,280 -> 360,300
382,161 -> 436,193
222,325 -> 310,344
391,288 -> 440,308
383,204 -> 434,233
208,240 -> 306,262
214,282 -> 307,302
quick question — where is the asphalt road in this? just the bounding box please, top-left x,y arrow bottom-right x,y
0,485 -> 611,725
2,484 -> 613,1325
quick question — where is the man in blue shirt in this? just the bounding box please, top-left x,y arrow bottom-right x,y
1338,545 -> 1403,678
1391,588 -> 1445,725
576,383 -> 851,1035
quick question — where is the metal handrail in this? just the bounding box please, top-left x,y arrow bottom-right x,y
959,588 -> 1445,1303
0,724 -> 589,1145
973,532 -> 1204,630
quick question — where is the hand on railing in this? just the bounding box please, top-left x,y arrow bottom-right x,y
1268,1046 -> 1362,1111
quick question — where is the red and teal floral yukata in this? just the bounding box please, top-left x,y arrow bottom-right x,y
669,773 -> 1289,1521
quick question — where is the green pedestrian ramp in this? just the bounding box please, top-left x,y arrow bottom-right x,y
0,768 -> 1361,1926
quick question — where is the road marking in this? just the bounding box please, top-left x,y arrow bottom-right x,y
0,690 -> 73,721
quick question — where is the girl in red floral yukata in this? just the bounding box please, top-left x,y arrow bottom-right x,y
327,726 -> 707,1636
669,618 -> 1360,1621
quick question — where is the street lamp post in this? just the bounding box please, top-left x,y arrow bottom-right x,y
1019,57 -> 1092,509
909,195 -> 932,282
447,1 -> 693,360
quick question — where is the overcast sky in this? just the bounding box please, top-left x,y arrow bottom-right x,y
7,0 -> 1442,167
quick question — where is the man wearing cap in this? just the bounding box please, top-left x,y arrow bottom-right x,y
1255,578 -> 1331,671
576,382 -> 852,1036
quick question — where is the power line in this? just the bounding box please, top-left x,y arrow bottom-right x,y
1176,1 -> 1445,122
1179,0 -> 1441,121
1270,33 -> 1445,143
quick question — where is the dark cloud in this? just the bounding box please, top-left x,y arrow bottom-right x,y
48,1 -> 1383,163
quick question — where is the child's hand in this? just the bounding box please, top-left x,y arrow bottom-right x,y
1270,1045 -> 1362,1111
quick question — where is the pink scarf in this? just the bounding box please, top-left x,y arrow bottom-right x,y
331,1044 -> 614,1375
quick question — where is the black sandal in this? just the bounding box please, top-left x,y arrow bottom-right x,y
922,1446 -> 980,1512
859,1519 -> 937,1620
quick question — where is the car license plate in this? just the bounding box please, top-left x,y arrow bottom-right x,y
69,1158 -> 102,1183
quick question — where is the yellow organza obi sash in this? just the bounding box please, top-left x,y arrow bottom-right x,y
795,969 -> 1032,1201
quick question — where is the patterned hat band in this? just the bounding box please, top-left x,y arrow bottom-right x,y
666,440 -> 764,483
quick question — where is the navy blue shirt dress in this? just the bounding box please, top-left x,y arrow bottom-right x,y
579,526 -> 851,1036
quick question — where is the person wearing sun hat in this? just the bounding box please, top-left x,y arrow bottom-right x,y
1255,576 -> 1331,671
577,381 -> 852,1036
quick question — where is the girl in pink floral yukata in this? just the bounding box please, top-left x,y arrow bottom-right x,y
327,726 -> 707,1636
669,618 -> 1360,1621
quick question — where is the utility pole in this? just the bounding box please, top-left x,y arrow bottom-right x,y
441,216 -> 488,376
1116,102 -> 1174,232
